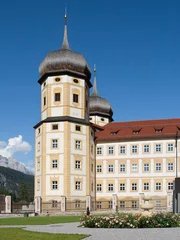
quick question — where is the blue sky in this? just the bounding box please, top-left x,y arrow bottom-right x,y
0,0 -> 179,168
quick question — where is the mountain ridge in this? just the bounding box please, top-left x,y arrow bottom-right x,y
0,155 -> 34,175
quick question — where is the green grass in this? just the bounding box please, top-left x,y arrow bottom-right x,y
0,228 -> 88,240
0,216 -> 81,225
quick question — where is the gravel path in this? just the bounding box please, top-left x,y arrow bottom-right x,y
1,222 -> 180,240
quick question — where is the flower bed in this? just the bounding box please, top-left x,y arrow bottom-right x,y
80,212 -> 180,228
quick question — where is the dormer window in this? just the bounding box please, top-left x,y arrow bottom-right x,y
110,130 -> 119,135
155,129 -> 163,133
132,128 -> 141,134
133,131 -> 139,134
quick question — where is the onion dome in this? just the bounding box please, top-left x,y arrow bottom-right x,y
38,15 -> 91,81
89,67 -> 113,120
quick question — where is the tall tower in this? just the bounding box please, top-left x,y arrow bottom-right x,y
34,15 -> 96,209
89,66 -> 113,126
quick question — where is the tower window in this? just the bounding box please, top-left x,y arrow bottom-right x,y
52,160 -> 58,168
75,125 -> 81,131
43,97 -> 46,106
52,181 -> 58,190
75,140 -> 81,149
52,139 -> 58,148
55,93 -> 60,102
43,82 -> 46,87
101,118 -> 104,121
55,77 -> 60,82
75,181 -> 81,190
52,124 -> 58,130
73,79 -> 79,83
73,94 -> 79,103
75,160 -> 81,169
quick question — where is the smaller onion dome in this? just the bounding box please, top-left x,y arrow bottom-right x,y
89,67 -> 113,120
39,15 -> 91,81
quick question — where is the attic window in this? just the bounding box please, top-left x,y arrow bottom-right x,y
55,77 -> 60,82
132,128 -> 141,134
111,131 -> 119,135
73,79 -> 79,83
155,129 -> 163,133
101,118 -> 105,121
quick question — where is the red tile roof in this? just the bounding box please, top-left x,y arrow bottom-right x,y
95,118 -> 180,142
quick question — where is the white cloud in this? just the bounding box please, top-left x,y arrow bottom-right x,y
0,135 -> 32,158
0,141 -> 6,148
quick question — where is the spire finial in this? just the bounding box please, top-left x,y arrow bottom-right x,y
91,64 -> 99,97
61,6 -> 70,50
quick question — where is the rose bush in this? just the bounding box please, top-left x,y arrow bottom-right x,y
80,212 -> 180,228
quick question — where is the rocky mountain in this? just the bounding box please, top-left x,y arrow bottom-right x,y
0,155 -> 34,175
0,166 -> 34,202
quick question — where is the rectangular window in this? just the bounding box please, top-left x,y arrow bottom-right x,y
156,144 -> 161,152
108,184 -> 114,191
91,163 -> 93,172
75,181 -> 81,190
168,182 -> 173,190
120,146 -> 126,154
96,184 -> 102,192
97,147 -> 102,155
168,143 -> 174,152
156,163 -> 161,171
55,93 -> 60,102
144,163 -> 149,171
108,146 -> 114,154
168,163 -> 174,171
132,201 -> 137,208
52,160 -> 58,168
52,181 -> 58,190
37,159 -> 40,171
43,96 -> 46,106
38,128 -> 40,134
132,164 -> 137,172
144,183 -> 149,191
75,125 -> 81,131
91,145 -> 93,154
52,139 -> 58,148
75,140 -> 81,149
75,200 -> 80,208
120,183 -> 125,191
120,201 -> 125,208
132,145 -> 138,153
97,165 -> 102,173
97,201 -> 102,209
52,200 -> 57,208
144,145 -> 150,153
52,124 -> 58,130
120,164 -> 126,172
73,94 -> 79,103
108,201 -> 113,209
156,182 -> 161,190
132,183 -> 137,191
75,160 -> 81,169
156,200 -> 161,207
108,165 -> 114,172
37,142 -> 40,151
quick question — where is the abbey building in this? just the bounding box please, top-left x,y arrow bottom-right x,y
34,17 -> 178,211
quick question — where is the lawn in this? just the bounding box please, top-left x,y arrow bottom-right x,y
0,216 -> 81,225
0,228 -> 88,240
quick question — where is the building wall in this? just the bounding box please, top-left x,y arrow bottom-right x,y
96,139 -> 178,201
